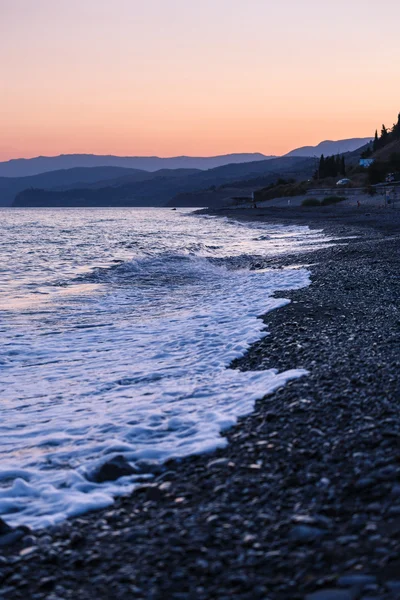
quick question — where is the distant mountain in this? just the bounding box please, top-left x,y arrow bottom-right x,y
285,138 -> 373,158
0,153 -> 272,178
13,157 -> 314,208
167,157 -> 315,207
0,167 -> 149,206
0,166 -> 201,207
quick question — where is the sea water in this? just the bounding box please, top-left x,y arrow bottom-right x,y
0,208 -> 328,529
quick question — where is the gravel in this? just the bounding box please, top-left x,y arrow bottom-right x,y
0,206 -> 399,599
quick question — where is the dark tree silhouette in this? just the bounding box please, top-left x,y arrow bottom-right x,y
373,130 -> 379,152
315,154 -> 345,179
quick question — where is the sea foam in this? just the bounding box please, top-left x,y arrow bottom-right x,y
0,209 -> 327,528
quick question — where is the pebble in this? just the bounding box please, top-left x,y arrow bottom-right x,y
289,525 -> 327,542
354,478 -> 376,490
337,574 -> 377,587
19,546 -> 38,557
305,589 -> 355,600
386,581 -> 400,592
207,458 -> 230,469
0,530 -> 25,547
89,455 -> 137,483
1,215 -> 400,600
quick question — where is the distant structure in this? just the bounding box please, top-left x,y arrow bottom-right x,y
359,158 -> 375,168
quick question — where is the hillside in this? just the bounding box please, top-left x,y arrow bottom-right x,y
372,138 -> 400,162
0,167 -> 153,207
0,167 -> 202,207
167,158 -> 315,207
285,138 -> 372,158
355,113 -> 400,184
0,153 -> 272,178
13,157 -> 314,208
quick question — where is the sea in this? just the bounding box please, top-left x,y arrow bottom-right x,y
0,208 -> 328,529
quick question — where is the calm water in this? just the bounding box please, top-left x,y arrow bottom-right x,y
0,208 -> 328,528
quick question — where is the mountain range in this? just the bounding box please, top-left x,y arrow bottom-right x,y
12,157 -> 315,208
0,153 -> 271,178
285,138 -> 372,158
0,167 -> 200,207
1,138 -> 372,208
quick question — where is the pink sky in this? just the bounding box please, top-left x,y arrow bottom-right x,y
1,0 -> 400,160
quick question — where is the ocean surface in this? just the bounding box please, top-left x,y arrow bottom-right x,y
0,208 -> 328,529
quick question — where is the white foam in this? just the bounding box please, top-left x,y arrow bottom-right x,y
0,209 -> 326,529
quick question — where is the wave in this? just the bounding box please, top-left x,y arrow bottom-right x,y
0,209 -> 324,529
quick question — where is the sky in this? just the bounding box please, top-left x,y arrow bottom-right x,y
1,0 -> 400,160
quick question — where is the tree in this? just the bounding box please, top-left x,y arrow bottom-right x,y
316,153 -> 344,179
319,154 -> 325,179
341,156 -> 346,176
373,130 -> 379,152
392,113 -> 400,139
361,147 -> 372,158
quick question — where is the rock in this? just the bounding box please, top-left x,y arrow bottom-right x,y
0,518 -> 11,535
19,545 -> 38,557
89,455 -> 138,483
155,470 -> 177,482
135,459 -> 163,475
70,531 -> 85,547
0,529 -> 25,547
338,574 -> 377,587
376,465 -> 398,481
386,581 -> 400,592
243,534 -> 257,545
306,590 -> 356,600
134,483 -> 165,502
265,411 -> 278,421
337,535 -> 359,545
289,525 -> 327,542
354,477 -> 376,490
193,558 -> 209,573
207,458 -> 230,469
22,535 -> 37,546
292,514 -> 332,528
38,576 -> 56,591
388,505 -> 400,516
391,484 -> 400,497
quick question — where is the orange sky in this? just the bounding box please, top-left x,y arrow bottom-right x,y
1,0 -> 400,160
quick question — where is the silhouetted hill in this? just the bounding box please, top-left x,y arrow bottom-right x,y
0,167 -> 201,206
13,157 -> 314,208
372,138 -> 400,161
167,157 -> 315,207
285,138 -> 372,158
0,167 -> 147,206
0,153 -> 271,178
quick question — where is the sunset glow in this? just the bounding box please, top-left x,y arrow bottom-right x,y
2,0 -> 400,160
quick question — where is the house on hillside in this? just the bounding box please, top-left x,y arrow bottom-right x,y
359,158 -> 375,168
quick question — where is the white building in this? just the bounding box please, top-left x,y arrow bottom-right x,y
359,158 -> 375,168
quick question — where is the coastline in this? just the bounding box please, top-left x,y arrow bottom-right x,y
1,208 -> 400,599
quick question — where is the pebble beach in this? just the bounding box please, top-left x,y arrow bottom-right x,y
1,206 -> 399,600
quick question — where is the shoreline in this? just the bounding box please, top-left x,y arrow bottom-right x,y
196,204 -> 400,234
1,208 -> 400,599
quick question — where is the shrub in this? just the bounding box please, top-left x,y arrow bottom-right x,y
321,196 -> 346,206
255,181 -> 308,203
302,198 -> 321,207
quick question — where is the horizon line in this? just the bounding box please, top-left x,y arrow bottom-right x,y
0,137 -> 373,163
